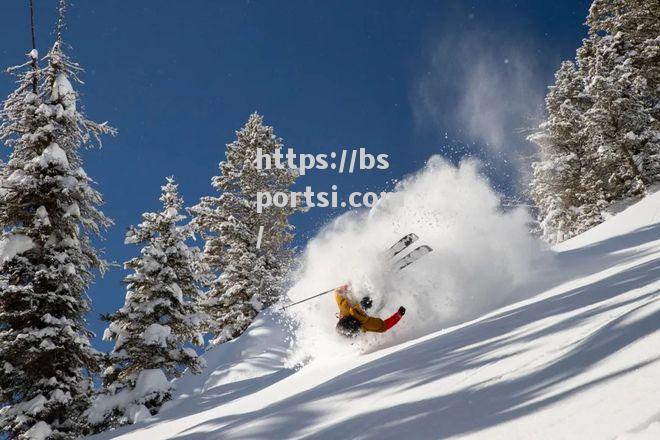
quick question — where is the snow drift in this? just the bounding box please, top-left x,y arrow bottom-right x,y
286,156 -> 546,364
92,188 -> 660,440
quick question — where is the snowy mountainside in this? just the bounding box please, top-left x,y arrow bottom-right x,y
93,190 -> 660,440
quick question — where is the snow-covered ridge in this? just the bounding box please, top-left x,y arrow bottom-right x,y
93,190 -> 660,439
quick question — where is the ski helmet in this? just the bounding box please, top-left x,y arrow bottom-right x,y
360,296 -> 373,310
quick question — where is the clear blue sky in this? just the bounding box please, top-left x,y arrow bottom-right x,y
0,0 -> 591,350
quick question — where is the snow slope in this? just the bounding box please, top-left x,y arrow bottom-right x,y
93,190 -> 660,440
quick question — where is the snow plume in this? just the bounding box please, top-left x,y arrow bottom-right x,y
412,32 -> 547,186
285,156 -> 547,365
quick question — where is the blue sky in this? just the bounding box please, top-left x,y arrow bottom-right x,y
0,0 -> 591,349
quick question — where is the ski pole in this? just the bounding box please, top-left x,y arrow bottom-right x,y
279,286 -> 339,311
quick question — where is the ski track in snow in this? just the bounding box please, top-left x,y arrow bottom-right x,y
91,189 -> 660,440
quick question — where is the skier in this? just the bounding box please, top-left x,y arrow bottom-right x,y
335,283 -> 406,337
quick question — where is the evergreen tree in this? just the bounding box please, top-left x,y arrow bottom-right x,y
582,0 -> 660,193
191,113 -> 298,344
95,178 -> 207,428
0,37 -> 114,440
529,0 -> 659,243
529,61 -> 606,242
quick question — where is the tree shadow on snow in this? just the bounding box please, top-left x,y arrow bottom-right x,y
506,222 -> 660,304
166,224 -> 660,439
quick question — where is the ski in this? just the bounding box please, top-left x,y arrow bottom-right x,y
394,245 -> 433,271
384,233 -> 419,260
279,238 -> 431,312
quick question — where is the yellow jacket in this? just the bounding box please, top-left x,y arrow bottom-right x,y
335,292 -> 388,333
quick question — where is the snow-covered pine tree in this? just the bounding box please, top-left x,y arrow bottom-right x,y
529,0 -> 659,243
93,177 -> 208,429
581,0 -> 660,195
528,61 -> 606,242
0,34 -> 114,440
191,113 -> 298,344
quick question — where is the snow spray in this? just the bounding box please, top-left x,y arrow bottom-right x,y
283,156 -> 547,365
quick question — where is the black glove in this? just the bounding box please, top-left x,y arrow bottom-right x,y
398,306 -> 406,316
